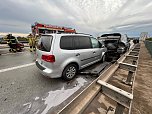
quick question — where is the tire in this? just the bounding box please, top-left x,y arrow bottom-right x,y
19,48 -> 22,52
9,49 -> 12,52
62,64 -> 78,81
12,49 -> 16,52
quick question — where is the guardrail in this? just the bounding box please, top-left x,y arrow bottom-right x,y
57,43 -> 140,114
144,40 -> 152,57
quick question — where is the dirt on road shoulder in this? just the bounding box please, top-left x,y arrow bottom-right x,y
131,42 -> 152,114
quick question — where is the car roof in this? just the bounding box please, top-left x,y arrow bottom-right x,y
101,33 -> 121,37
41,33 -> 92,38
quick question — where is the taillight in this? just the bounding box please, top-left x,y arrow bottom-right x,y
41,55 -> 55,63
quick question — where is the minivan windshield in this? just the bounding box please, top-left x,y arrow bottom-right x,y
37,35 -> 53,52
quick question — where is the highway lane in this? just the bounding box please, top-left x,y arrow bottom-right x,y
0,48 -> 35,70
0,50 -> 96,114
0,48 -> 10,54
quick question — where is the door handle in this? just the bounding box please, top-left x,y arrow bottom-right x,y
93,51 -> 96,54
76,53 -> 80,56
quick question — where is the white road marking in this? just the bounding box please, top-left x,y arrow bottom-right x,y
0,63 -> 35,73
0,47 -> 29,56
1,52 -> 25,56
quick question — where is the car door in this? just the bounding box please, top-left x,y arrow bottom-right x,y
90,37 -> 103,62
74,36 -> 95,69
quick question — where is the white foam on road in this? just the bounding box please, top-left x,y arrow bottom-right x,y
34,97 -> 39,100
23,102 -> 32,109
0,63 -> 35,73
41,77 -> 87,114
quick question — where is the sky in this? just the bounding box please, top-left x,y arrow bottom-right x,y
0,0 -> 152,37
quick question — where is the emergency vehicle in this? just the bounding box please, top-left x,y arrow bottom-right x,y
31,22 -> 76,35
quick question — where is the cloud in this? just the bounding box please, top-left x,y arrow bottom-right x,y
0,0 -> 152,36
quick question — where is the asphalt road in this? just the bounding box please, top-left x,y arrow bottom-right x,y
0,48 -> 96,114
0,48 -> 35,69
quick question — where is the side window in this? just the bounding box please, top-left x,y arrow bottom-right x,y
60,36 -> 74,50
90,37 -> 100,48
74,36 -> 92,49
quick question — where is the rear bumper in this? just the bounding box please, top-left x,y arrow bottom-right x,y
35,61 -> 62,78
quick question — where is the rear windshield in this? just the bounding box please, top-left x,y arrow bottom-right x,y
37,35 -> 53,52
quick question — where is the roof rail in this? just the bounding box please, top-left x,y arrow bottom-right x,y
47,32 -> 93,36
56,33 -> 76,34
75,33 -> 93,36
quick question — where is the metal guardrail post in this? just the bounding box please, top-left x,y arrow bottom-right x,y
125,71 -> 134,85
132,60 -> 136,65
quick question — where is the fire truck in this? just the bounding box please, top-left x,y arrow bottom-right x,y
31,22 -> 76,35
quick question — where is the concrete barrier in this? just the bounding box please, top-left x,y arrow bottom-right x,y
144,40 -> 152,57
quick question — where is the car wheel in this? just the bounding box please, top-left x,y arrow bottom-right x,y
9,49 -> 12,52
12,49 -> 16,52
19,48 -> 22,52
62,64 -> 78,81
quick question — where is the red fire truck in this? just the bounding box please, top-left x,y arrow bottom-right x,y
31,22 -> 76,35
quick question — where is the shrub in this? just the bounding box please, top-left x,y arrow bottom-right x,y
146,38 -> 152,41
17,37 -> 28,41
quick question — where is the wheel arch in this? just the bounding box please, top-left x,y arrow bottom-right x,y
65,62 -> 79,70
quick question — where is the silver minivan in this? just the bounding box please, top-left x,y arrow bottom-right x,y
36,34 -> 106,80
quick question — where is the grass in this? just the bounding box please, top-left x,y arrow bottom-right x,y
146,38 -> 152,41
17,37 -> 28,41
145,39 -> 152,57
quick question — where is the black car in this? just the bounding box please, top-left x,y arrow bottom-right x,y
98,33 -> 130,60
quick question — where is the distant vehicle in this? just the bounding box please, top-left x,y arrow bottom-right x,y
36,33 -> 106,80
31,22 -> 76,35
0,35 -> 7,44
98,33 -> 130,60
133,38 -> 139,44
